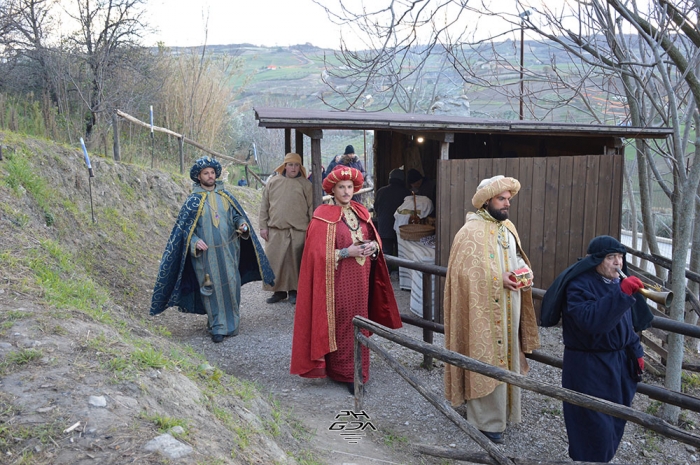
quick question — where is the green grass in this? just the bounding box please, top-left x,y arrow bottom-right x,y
101,207 -> 139,241
17,239 -> 113,322
681,372 -> 700,393
2,149 -> 54,225
0,419 -> 64,460
679,411 -> 697,431
3,310 -> 30,321
132,346 -> 169,369
382,430 -> 408,447
293,450 -> 324,465
646,400 -> 662,415
541,406 -> 562,416
6,348 -> 43,366
643,431 -> 662,453
141,412 -> 188,433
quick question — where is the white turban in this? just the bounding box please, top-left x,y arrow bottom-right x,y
472,175 -> 521,209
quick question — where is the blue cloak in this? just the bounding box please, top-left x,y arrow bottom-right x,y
150,189 -> 274,316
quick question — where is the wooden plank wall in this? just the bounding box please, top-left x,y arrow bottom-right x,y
435,154 -> 623,322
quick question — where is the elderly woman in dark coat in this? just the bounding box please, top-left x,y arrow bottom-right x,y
540,235 -> 652,462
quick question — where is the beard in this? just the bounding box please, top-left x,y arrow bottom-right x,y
486,203 -> 509,221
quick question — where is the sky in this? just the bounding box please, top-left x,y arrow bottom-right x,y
145,0 -> 349,49
143,0 -> 569,50
144,0 -> 574,49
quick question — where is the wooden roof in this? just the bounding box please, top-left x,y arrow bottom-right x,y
254,107 -> 672,139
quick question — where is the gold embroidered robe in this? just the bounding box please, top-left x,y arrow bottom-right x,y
444,212 -> 540,405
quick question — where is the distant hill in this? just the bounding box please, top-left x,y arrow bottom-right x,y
181,40 -> 627,125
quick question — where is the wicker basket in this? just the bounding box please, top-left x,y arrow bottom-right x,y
399,224 -> 435,241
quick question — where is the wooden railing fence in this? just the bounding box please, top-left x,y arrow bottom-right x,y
113,110 -> 251,175
372,253 -> 700,463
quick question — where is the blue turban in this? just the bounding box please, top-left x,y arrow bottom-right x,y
190,156 -> 222,183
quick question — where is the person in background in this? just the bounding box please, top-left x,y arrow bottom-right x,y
540,235 -> 652,462
373,168 -> 411,261
407,168 -> 436,207
290,166 -> 402,394
444,175 -> 540,444
324,145 -> 366,202
150,156 -> 274,343
259,153 -> 313,304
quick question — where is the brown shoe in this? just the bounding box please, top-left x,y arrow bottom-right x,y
266,291 -> 287,304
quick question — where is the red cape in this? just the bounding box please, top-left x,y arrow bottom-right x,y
290,202 -> 402,378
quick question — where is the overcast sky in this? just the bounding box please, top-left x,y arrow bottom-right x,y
143,0 -> 572,50
144,0 -> 349,49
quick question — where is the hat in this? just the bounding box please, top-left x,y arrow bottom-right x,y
322,166 -> 364,194
587,235 -> 626,258
389,168 -> 404,182
407,169 -> 423,185
343,145 -> 355,155
471,175 -> 521,209
274,153 -> 307,178
190,156 -> 222,183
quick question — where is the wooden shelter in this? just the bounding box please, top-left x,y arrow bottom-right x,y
254,107 -> 672,320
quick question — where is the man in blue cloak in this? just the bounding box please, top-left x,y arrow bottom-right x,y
150,156 -> 274,343
540,235 -> 652,462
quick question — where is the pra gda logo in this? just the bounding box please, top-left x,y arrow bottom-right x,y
329,410 -> 377,444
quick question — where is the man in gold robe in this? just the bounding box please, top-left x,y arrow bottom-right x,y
444,175 -> 540,444
259,153 -> 313,304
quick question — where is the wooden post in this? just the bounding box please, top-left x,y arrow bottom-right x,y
112,113 -> 121,162
422,271 -> 434,369
295,129 -> 304,159
285,128 -> 292,154
178,136 -> 185,175
311,136 -> 323,208
354,325 -> 363,412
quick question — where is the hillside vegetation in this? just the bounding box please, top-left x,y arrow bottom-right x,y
0,131 -> 315,464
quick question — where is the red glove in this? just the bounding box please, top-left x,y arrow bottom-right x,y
620,276 -> 644,296
638,357 -> 645,372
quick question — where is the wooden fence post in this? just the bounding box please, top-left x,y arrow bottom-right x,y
178,136 -> 184,175
112,113 -> 121,162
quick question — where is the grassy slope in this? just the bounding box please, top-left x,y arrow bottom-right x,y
0,131 -> 316,464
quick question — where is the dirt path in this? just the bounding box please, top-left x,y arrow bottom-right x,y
159,272 -> 700,464
161,276 -> 448,464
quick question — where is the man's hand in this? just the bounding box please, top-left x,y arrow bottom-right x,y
195,239 -> 208,251
621,276 -> 644,296
502,272 -> 519,291
260,229 -> 269,241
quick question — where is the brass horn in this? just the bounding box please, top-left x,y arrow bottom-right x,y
617,269 -> 673,307
200,273 -> 214,296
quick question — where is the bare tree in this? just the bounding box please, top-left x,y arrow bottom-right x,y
320,0 -> 700,423
156,44 -> 248,160
314,0 -> 474,113
0,0 -> 59,100
64,0 -> 151,141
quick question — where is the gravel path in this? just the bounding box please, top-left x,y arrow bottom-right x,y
162,275 -> 700,464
